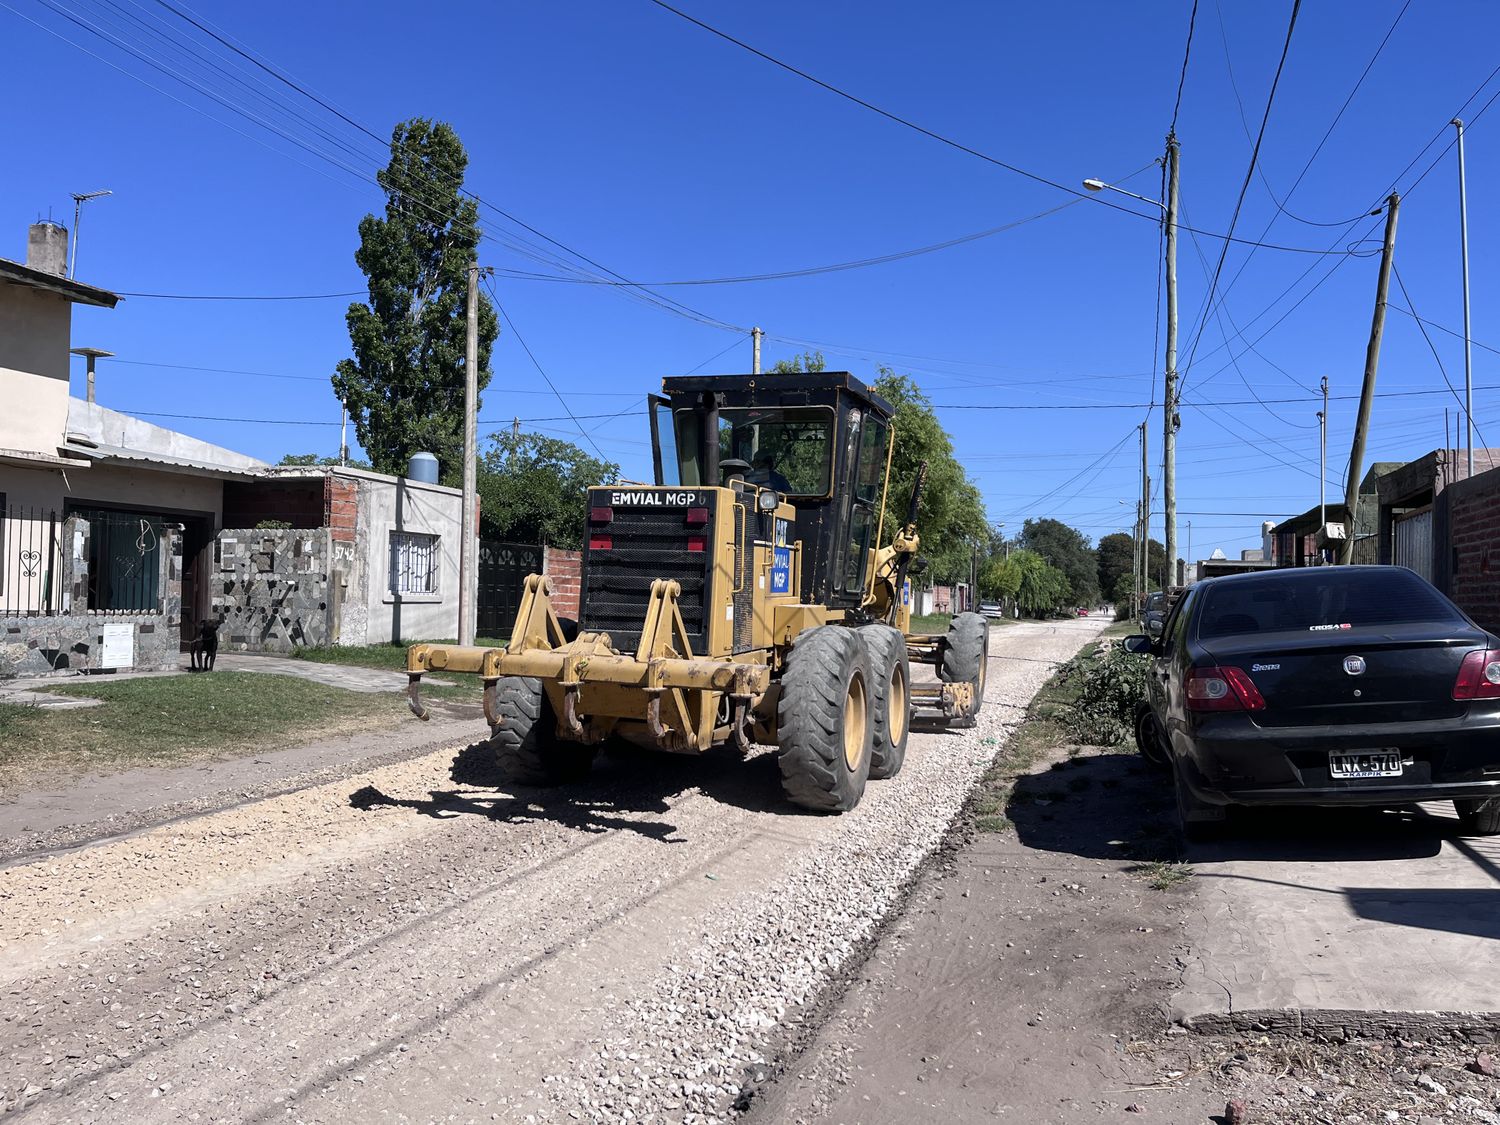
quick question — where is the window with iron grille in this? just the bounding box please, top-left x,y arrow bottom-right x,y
390,531 -> 439,595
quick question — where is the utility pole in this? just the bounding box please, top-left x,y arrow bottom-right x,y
1163,134 -> 1181,591
751,326 -> 763,375
458,262 -> 480,646
1455,119 -> 1475,478
512,416 -> 521,437
1340,194 -> 1400,565
1132,501 -> 1142,619
1317,375 -> 1328,561
339,403 -> 349,466
1138,420 -> 1149,612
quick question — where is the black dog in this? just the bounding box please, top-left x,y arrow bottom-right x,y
189,619 -> 220,672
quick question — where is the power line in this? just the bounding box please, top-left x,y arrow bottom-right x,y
1181,0 -> 1302,377
1170,0 -> 1199,134
643,0 -> 1350,257
1390,263 -> 1492,452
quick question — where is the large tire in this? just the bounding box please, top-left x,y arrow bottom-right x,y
1134,703 -> 1171,770
940,612 -> 990,716
1455,796 -> 1500,835
777,626 -> 875,812
491,676 -> 595,786
859,624 -> 911,780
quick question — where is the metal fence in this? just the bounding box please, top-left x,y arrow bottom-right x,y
1,506 -> 168,617
0,506 -> 64,616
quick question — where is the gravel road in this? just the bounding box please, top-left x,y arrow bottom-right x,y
0,616 -> 1106,1123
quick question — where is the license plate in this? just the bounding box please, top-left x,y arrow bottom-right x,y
1329,751 -> 1403,779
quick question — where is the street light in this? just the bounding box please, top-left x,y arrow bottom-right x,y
1086,140 -> 1182,593
1082,178 -> 1166,213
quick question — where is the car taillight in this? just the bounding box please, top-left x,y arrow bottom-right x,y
1453,649 -> 1500,699
589,506 -> 613,524
1185,666 -> 1266,711
588,534 -> 612,551
687,534 -> 707,553
685,507 -> 709,526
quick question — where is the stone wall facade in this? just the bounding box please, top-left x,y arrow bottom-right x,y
212,528 -> 332,653
1,524 -> 183,678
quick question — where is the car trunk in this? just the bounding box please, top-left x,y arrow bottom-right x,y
1199,624 -> 1487,727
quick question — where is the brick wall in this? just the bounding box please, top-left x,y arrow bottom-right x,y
544,546 -> 582,620
1445,470 -> 1500,634
324,476 -> 357,544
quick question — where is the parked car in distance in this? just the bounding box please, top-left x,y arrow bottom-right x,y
980,603 -> 1005,619
1076,607 -> 1089,617
1124,566 -> 1500,839
1141,590 -> 1169,635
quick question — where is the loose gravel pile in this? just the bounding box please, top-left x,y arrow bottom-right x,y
538,619 -> 1103,1124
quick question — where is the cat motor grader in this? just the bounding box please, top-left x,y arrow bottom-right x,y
405,371 -> 989,812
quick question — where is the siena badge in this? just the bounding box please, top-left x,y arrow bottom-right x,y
1343,655 -> 1366,676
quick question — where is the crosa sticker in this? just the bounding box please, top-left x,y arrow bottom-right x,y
1309,623 -> 1353,632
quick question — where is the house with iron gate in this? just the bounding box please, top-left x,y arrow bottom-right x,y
0,219 -> 474,677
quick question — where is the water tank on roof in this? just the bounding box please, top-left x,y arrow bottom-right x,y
407,452 -> 439,483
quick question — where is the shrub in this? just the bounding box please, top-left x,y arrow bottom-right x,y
1060,641 -> 1149,746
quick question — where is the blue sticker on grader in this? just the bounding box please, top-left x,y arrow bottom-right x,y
771,547 -> 792,593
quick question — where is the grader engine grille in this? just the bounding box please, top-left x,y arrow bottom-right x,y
580,490 -> 715,654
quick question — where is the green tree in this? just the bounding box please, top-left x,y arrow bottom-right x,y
277,453 -> 372,470
333,118 -> 498,483
981,554 -> 1021,602
872,368 -> 989,582
1019,518 -> 1099,606
1096,531 -> 1134,600
1009,549 -> 1073,617
769,350 -> 826,374
476,432 -> 619,549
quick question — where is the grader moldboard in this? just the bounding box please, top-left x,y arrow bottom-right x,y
406,371 -> 990,813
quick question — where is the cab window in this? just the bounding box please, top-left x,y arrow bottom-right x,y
669,406 -> 834,496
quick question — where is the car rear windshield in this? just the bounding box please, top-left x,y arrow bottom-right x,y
1196,569 -> 1463,639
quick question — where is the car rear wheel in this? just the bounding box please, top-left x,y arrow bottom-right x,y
1174,763 -> 1227,842
1133,703 -> 1170,770
1454,796 -> 1500,835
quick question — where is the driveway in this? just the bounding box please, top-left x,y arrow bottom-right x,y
1174,802 -> 1500,1036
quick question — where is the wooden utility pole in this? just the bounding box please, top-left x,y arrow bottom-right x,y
752,326 -> 763,374
1163,134 -> 1181,589
458,262 -> 480,645
1340,194 -> 1400,565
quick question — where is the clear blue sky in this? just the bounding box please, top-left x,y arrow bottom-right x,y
3,0 -> 1496,559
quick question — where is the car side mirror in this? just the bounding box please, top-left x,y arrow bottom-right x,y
1121,634 -> 1154,655
1145,618 -> 1164,637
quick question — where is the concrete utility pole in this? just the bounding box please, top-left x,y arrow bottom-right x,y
1163,134 -> 1181,589
339,403 -> 349,466
1340,194 -> 1400,565
1317,375 -> 1328,560
458,262 -> 480,646
1454,119 -> 1475,479
751,326 -> 763,375
1139,420 -> 1149,602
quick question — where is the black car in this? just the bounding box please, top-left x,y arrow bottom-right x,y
1125,566 -> 1500,838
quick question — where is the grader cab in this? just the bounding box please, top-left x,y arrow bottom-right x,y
406,371 -> 989,812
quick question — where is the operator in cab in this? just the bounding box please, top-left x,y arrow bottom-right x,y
745,449 -> 792,492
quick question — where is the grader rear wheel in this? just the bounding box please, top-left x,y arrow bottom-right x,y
777,626 -> 875,812
859,624 -> 911,780
491,676 -> 596,786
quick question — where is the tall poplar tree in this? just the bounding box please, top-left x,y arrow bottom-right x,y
333,119 -> 499,481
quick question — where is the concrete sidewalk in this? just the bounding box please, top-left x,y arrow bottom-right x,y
1174,801 -> 1500,1035
0,651 -> 450,709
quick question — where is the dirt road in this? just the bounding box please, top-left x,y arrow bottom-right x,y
0,617 -> 1106,1123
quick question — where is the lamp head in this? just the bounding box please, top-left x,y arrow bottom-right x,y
1082,178 -> 1107,192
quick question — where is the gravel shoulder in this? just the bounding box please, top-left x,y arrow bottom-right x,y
0,617 -> 1106,1122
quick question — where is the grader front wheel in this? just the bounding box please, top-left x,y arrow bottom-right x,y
491,676 -> 596,786
777,626 -> 875,813
860,624 -> 911,780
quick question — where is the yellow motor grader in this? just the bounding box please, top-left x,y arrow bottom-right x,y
406,371 -> 989,812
